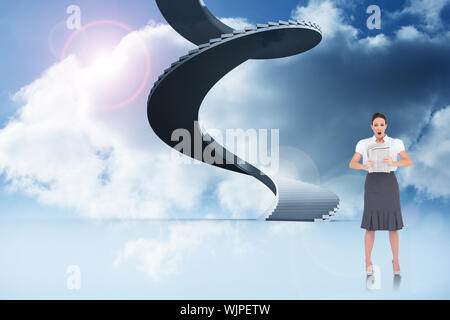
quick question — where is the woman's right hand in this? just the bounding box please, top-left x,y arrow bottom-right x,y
364,160 -> 374,171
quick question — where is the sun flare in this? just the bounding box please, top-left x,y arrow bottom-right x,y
90,50 -> 124,77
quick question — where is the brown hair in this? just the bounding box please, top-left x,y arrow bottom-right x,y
371,112 -> 387,124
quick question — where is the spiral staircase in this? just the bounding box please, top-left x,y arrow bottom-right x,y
147,0 -> 340,221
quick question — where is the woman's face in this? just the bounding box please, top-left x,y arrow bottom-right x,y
371,117 -> 387,138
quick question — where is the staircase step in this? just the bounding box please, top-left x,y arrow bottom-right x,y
272,212 -> 334,218
270,213 -> 328,219
267,217 -> 315,222
274,208 -> 336,213
209,38 -> 221,44
221,33 -> 234,39
179,54 -> 189,61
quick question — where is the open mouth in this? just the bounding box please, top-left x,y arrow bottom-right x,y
377,132 -> 382,135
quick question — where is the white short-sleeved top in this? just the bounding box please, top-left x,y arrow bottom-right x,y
355,134 -> 405,172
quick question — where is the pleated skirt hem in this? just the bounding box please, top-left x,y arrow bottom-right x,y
360,209 -> 404,231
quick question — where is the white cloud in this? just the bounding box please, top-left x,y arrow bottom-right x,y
0,20 -> 270,219
322,174 -> 365,217
215,173 -> 274,219
114,221 -> 254,280
395,25 -> 424,40
291,0 -> 358,39
113,219 -> 316,282
219,17 -> 254,30
397,106 -> 450,200
358,33 -> 391,48
391,0 -> 450,31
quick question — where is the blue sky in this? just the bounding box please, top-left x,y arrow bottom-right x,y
0,0 -> 450,299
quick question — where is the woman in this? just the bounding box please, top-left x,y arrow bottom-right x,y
349,113 -> 413,276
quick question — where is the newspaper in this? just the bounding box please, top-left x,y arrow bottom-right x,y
367,142 -> 391,173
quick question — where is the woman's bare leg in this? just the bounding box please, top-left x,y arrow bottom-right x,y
364,230 -> 375,267
389,230 -> 400,271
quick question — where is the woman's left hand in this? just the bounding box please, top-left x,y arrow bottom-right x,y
382,157 -> 394,166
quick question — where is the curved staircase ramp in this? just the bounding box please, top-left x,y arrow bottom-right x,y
147,0 -> 339,221
263,177 -> 340,222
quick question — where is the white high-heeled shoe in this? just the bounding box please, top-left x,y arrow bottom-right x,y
392,260 -> 401,275
366,264 -> 374,276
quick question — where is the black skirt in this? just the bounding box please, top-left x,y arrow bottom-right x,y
360,171 -> 404,231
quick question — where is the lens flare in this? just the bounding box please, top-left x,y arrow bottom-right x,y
60,20 -> 151,110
